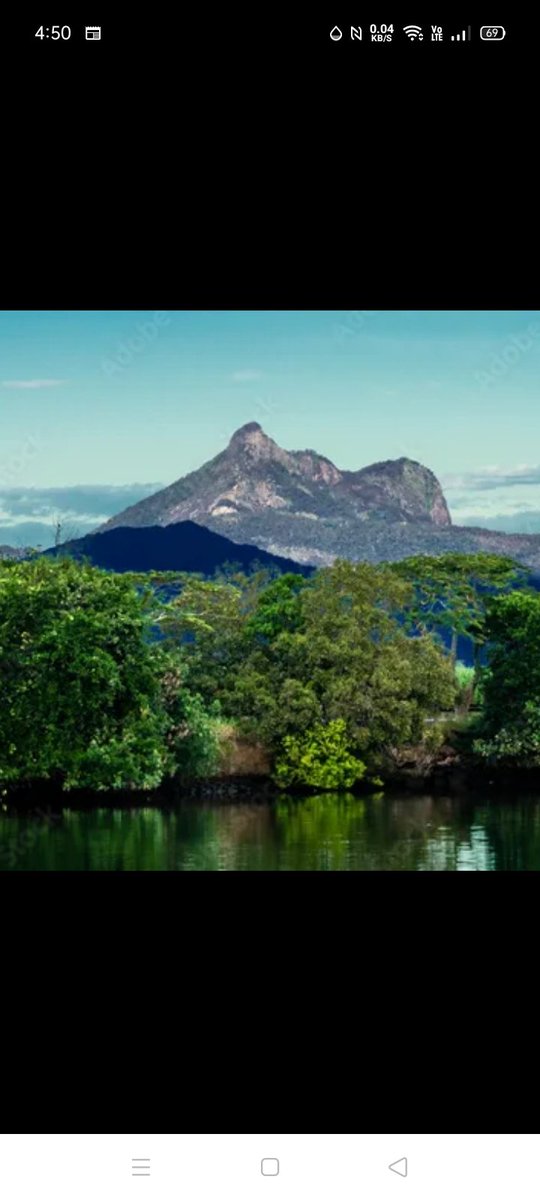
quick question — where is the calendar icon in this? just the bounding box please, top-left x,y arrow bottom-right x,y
85,26 -> 101,39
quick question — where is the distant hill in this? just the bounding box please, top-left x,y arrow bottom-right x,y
0,545 -> 27,560
45,520 -> 311,576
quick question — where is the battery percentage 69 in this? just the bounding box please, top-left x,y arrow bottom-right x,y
480,26 -> 506,39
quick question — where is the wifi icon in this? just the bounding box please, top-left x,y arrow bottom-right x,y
403,24 -> 423,39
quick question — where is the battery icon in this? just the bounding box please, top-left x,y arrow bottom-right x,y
480,26 -> 505,39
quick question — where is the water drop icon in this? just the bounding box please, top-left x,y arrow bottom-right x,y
330,26 -> 342,40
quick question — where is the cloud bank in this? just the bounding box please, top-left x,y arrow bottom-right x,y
444,465 -> 540,531
0,483 -> 162,548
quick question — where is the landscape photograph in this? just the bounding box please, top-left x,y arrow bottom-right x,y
2,309 -> 540,870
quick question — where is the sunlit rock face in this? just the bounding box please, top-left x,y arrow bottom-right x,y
99,422 -> 451,557
95,424 -> 540,569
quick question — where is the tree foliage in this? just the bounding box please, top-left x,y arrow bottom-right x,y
474,591 -> 540,765
225,560 -> 456,764
0,557 -> 216,789
274,719 -> 366,791
392,552 -> 527,664
3,550 -> 528,794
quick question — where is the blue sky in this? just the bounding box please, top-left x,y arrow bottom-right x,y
1,309 -> 540,545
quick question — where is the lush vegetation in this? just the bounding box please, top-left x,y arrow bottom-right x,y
0,550 -> 536,794
0,557 -> 219,791
473,591 -> 540,766
274,720 -> 367,791
392,552 -> 527,665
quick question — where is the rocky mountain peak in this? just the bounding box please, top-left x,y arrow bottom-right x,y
229,421 -> 263,440
99,426 -> 452,560
227,422 -> 291,467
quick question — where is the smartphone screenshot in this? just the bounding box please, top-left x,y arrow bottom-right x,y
0,5 -> 535,1182
0,14 -> 537,875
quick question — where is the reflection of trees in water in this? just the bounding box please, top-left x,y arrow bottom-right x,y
408,794 -> 540,870
204,804 -> 276,870
376,794 -> 495,870
474,800 -> 540,871
271,791 -> 529,871
4,790 -> 540,870
210,805 -> 274,845
0,808 -> 166,871
274,793 -> 366,870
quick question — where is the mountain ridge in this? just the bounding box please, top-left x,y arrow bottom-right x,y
99,422 -> 452,537
95,423 -> 540,570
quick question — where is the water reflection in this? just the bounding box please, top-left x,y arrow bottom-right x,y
2,789 -> 540,870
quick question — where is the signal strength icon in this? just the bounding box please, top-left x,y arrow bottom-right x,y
403,24 -> 423,39
450,26 -> 471,40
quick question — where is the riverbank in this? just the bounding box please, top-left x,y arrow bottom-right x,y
0,703 -> 535,809
3,758 -> 540,812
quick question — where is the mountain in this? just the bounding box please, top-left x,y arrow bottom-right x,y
99,423 -> 451,553
0,545 -> 27,560
46,520 -> 310,576
101,422 -> 451,531
97,424 -> 540,571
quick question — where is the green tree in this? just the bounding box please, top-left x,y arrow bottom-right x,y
155,569 -> 306,709
393,552 -> 527,670
156,575 -> 248,704
474,590 -> 540,765
0,557 -> 211,790
156,646 -> 220,777
245,573 -> 309,642
228,560 -> 456,763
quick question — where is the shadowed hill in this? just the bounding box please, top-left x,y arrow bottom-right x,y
45,520 -> 311,576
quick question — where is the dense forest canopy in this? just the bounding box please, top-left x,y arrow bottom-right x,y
0,551 -> 537,792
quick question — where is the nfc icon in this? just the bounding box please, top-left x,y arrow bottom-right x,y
350,26 -> 362,40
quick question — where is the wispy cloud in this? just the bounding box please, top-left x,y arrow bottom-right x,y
443,465 -> 540,492
2,379 -> 68,390
443,464 -> 540,529
231,369 -> 262,382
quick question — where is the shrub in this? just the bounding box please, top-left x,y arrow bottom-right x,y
274,719 -> 366,791
474,701 -> 540,766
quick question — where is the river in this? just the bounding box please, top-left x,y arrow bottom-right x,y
2,787 -> 540,869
